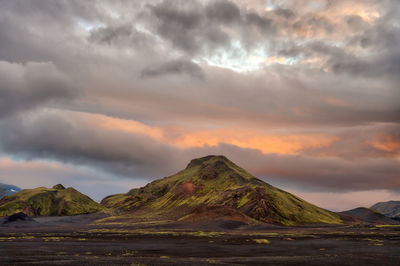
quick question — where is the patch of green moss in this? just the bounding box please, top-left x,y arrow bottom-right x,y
0,185 -> 104,217
253,239 -> 271,244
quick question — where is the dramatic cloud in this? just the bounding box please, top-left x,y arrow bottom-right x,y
1,110 -> 399,194
141,59 -> 205,80
0,61 -> 79,117
0,0 -> 399,208
0,111 -> 181,178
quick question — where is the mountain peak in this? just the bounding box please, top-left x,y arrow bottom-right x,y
52,184 -> 66,190
185,155 -> 230,169
184,155 -> 255,183
102,155 -> 343,225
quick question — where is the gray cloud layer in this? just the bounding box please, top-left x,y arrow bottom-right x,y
0,111 -> 179,178
0,61 -> 79,118
0,0 -> 399,196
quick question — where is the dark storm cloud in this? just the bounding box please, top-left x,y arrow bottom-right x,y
328,7 -> 400,79
206,0 -> 241,24
0,0 -> 103,63
0,0 -> 100,22
244,12 -> 274,32
273,8 -> 295,19
2,0 -> 396,129
146,0 -> 231,54
328,51 -> 400,80
88,24 -> 152,48
143,0 -> 277,55
0,111 -> 182,178
292,14 -> 335,34
89,24 -> 135,45
346,15 -> 369,31
0,61 -> 79,118
141,59 -> 205,80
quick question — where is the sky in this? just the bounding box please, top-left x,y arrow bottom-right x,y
0,0 -> 399,211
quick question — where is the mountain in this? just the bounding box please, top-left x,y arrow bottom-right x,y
0,183 -> 21,199
0,184 -> 104,217
340,207 -> 399,225
102,155 -> 342,225
371,201 -> 400,219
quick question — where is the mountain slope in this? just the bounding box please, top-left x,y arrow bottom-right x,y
340,207 -> 399,225
102,155 -> 342,225
0,183 -> 21,199
0,184 -> 104,217
371,201 -> 400,218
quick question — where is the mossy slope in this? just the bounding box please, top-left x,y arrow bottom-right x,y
102,155 -> 342,225
0,184 -> 104,217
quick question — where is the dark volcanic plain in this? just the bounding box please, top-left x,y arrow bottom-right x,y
1,214 -> 400,266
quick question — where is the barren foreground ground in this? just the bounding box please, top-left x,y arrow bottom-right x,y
0,214 -> 399,265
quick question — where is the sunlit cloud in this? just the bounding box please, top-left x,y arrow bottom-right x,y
369,136 -> 400,157
72,110 -> 338,155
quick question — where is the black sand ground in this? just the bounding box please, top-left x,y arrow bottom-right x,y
0,214 -> 399,265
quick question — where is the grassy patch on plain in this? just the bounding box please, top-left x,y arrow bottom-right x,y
253,239 -> 271,244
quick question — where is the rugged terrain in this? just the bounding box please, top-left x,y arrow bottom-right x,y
371,201 -> 400,219
0,183 -> 21,199
102,155 -> 342,225
341,207 -> 399,225
0,184 -> 104,217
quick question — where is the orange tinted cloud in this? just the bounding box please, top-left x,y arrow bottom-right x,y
0,157 -> 62,171
74,111 -> 337,155
369,136 -> 400,155
284,1 -> 380,39
329,2 -> 380,23
79,111 -> 165,141
174,128 -> 337,155
322,97 -> 352,108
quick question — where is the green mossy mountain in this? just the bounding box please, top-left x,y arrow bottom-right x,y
371,201 -> 400,218
0,185 -> 104,217
102,155 -> 342,225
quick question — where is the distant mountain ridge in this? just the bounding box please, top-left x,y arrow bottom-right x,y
102,155 -> 342,225
340,207 -> 399,225
0,184 -> 104,217
371,201 -> 400,218
0,183 -> 21,199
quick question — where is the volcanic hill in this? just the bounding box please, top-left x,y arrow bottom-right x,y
0,184 -> 104,217
102,155 -> 342,225
371,201 -> 400,219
